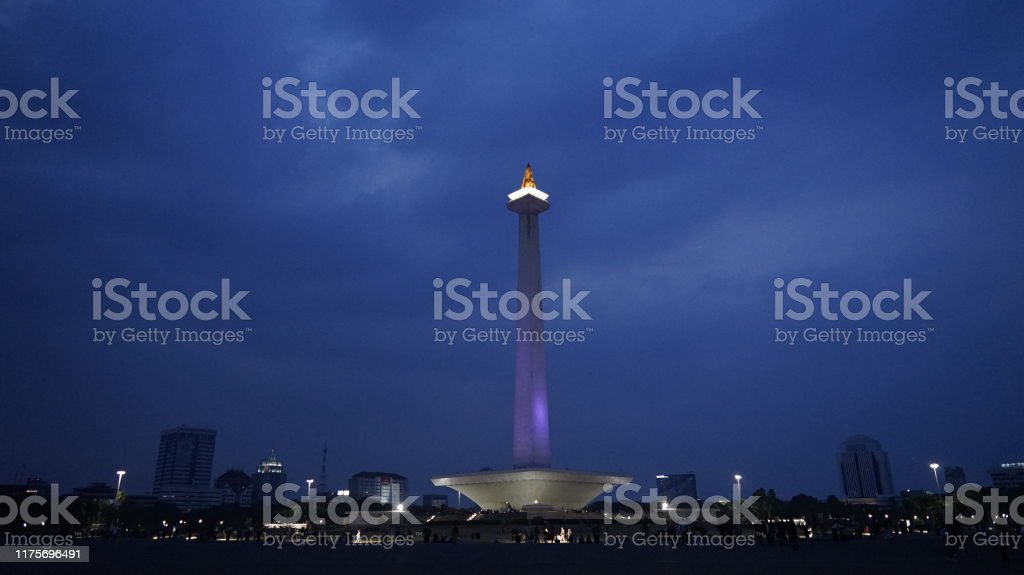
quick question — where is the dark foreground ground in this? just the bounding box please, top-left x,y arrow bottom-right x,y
7,535 -> 1024,575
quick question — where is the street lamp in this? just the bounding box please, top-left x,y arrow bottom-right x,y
115,470 -> 126,495
734,474 -> 742,500
306,478 -> 314,496
929,463 -> 940,492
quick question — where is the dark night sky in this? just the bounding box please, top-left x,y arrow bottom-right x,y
1,1 -> 1022,501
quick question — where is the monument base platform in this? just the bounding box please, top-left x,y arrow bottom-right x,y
431,468 -> 632,511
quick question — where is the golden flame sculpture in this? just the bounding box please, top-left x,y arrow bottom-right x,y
521,163 -> 536,189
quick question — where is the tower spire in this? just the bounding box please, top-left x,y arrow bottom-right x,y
320,443 -> 328,491
521,163 -> 536,189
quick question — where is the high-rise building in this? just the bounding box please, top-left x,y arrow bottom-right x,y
0,478 -> 51,505
214,469 -> 252,507
319,445 -> 329,495
656,473 -> 698,500
152,426 -> 219,509
251,450 -> 287,506
421,493 -> 449,509
838,435 -> 894,501
349,472 -> 408,506
944,466 -> 967,490
72,482 -> 116,500
989,462 -> 1024,491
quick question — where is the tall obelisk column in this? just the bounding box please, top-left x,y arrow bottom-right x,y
507,164 -> 551,469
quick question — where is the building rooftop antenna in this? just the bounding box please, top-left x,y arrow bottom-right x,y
320,443 -> 328,491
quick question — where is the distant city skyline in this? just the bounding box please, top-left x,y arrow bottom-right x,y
6,423 -> 1018,508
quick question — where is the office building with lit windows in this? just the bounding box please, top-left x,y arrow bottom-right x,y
989,462 -> 1024,491
656,473 -> 698,500
349,471 -> 408,505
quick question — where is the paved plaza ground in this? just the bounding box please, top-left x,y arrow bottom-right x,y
7,532 -> 1024,575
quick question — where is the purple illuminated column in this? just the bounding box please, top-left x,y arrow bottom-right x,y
506,164 -> 551,469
